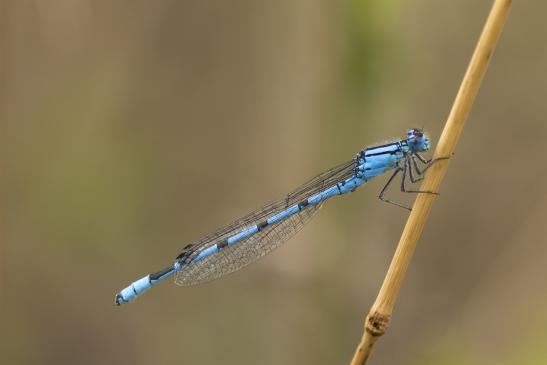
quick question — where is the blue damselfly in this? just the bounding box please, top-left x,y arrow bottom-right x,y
115,128 -> 443,305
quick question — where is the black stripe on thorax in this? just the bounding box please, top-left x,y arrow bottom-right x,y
365,150 -> 398,157
364,143 -> 403,157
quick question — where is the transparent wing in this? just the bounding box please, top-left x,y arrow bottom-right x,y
172,157 -> 357,285
175,158 -> 356,257
174,202 -> 323,286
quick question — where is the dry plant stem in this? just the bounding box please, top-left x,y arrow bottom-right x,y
349,1 -> 512,364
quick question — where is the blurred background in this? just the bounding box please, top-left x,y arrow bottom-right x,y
1,1 -> 546,364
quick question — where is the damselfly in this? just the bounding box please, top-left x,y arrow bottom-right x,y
115,128 -> 443,305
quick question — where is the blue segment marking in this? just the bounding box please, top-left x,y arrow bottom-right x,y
193,245 -> 218,263
228,226 -> 259,245
267,204 -> 301,225
115,128 -> 434,305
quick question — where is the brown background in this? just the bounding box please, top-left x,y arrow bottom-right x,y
1,1 -> 546,364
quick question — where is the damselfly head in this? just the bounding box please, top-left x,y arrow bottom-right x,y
407,128 -> 430,152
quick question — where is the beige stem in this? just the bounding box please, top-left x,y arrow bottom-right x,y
349,1 -> 512,364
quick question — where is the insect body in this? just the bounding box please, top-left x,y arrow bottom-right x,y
115,128 -> 440,305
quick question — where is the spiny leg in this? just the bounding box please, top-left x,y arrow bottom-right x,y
410,155 -> 425,182
408,155 -> 423,184
414,152 -> 432,165
400,157 -> 439,195
378,167 -> 411,210
413,154 -> 451,174
408,154 -> 452,183
379,154 -> 449,210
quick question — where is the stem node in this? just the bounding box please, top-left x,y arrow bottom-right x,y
365,312 -> 390,337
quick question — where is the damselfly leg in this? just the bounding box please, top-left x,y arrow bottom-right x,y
378,155 -> 450,210
378,168 -> 410,210
410,154 -> 450,179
